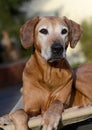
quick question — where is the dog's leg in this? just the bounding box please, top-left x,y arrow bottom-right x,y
0,96 -> 24,126
40,100 -> 63,130
0,97 -> 28,130
10,109 -> 29,130
0,109 -> 28,130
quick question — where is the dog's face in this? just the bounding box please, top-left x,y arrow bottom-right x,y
20,16 -> 83,62
35,17 -> 69,62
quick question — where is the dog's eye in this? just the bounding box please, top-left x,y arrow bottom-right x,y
61,28 -> 68,35
39,29 -> 48,34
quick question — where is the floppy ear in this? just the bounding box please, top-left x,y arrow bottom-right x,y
20,16 -> 39,49
64,16 -> 83,48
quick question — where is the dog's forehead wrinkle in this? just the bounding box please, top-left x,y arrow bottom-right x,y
37,17 -> 67,31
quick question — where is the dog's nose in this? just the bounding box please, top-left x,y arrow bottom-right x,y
51,43 -> 63,55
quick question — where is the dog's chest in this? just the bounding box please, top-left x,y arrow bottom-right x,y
41,67 -> 68,91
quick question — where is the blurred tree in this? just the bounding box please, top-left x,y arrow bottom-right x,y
0,0 -> 31,30
80,20 -> 92,61
0,0 -> 32,58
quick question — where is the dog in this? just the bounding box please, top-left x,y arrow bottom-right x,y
0,16 -> 92,130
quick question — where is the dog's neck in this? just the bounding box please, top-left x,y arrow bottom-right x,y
33,50 -> 73,94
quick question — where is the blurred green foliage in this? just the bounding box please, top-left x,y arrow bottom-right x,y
80,20 -> 92,61
0,0 -> 28,32
0,0 -> 31,57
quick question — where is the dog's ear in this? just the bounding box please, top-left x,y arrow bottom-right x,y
64,16 -> 83,48
20,16 -> 39,49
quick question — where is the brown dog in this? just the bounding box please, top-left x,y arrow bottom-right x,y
18,16 -> 82,130
1,16 -> 92,130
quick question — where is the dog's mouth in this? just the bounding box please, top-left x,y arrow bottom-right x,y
48,56 -> 64,63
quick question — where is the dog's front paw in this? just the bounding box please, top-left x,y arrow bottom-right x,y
40,100 -> 63,130
0,114 -> 12,126
40,110 -> 61,130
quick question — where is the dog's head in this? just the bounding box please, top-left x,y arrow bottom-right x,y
20,16 -> 83,62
